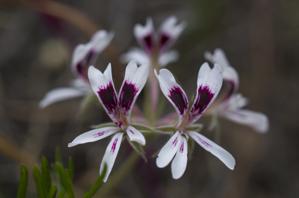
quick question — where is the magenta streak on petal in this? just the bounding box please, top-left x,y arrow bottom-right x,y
223,80 -> 236,101
159,33 -> 170,50
142,34 -> 153,52
128,129 -> 135,134
93,131 -> 106,138
179,142 -> 184,153
119,81 -> 138,113
197,137 -> 211,148
191,86 -> 214,118
97,82 -> 118,114
110,138 -> 119,153
172,137 -> 178,146
168,86 -> 188,115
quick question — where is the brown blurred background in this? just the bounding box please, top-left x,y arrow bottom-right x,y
0,0 -> 298,197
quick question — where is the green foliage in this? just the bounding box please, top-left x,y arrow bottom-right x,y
17,165 -> 28,198
17,149 -> 107,198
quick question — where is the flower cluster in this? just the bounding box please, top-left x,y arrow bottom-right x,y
40,16 -> 269,182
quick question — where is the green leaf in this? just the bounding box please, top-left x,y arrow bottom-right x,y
41,156 -> 51,193
83,163 -> 107,198
17,165 -> 28,198
68,156 -> 75,180
54,162 -> 74,198
55,147 -> 62,163
48,185 -> 57,198
33,166 -> 47,198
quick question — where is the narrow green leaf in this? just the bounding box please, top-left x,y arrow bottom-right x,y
83,163 -> 107,198
17,165 -> 28,198
33,166 -> 47,198
68,156 -> 74,180
41,156 -> 51,193
55,162 -> 74,198
47,185 -> 57,198
55,147 -> 62,163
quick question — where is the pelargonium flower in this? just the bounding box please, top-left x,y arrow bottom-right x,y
39,30 -> 113,108
155,63 -> 235,179
68,62 -> 149,182
205,49 -> 269,133
122,16 -> 185,67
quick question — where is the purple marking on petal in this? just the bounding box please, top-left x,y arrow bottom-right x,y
168,86 -> 188,115
110,138 -> 119,153
143,34 -> 153,52
179,142 -> 184,153
93,131 -> 105,138
223,80 -> 235,101
191,86 -> 214,117
85,50 -> 95,64
97,82 -> 118,113
75,50 -> 95,80
159,33 -> 170,49
119,81 -> 139,113
198,137 -> 211,148
128,129 -> 135,134
172,137 -> 178,146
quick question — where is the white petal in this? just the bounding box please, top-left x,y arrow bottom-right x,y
221,109 -> 269,133
159,16 -> 186,50
126,126 -> 146,145
68,127 -> 119,147
71,44 -> 89,73
88,65 -> 118,118
205,49 -> 239,87
158,50 -> 178,67
171,137 -> 188,179
156,132 -> 181,168
100,132 -> 123,182
121,48 -> 150,65
90,30 -> 114,52
118,62 -> 149,115
155,69 -> 189,117
189,131 -> 235,170
190,63 -> 223,122
39,87 -> 85,108
134,18 -> 154,51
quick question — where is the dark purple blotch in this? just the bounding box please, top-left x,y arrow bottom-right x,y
168,86 -> 188,115
119,81 -> 138,113
159,33 -> 171,50
143,34 -> 153,52
97,82 -> 118,113
191,86 -> 214,117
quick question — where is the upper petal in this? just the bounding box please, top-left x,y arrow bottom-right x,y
156,132 -> 181,168
118,62 -> 149,116
68,127 -> 119,147
126,126 -> 146,145
121,48 -> 150,65
88,65 -> 118,120
134,18 -> 154,53
158,16 -> 186,51
190,63 -> 223,122
188,131 -> 235,170
171,136 -> 188,179
39,87 -> 85,108
158,50 -> 178,67
155,69 -> 189,118
99,132 -> 123,182
71,30 -> 113,79
205,49 -> 239,90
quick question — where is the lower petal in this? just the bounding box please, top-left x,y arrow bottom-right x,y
68,127 -> 119,147
171,137 -> 188,179
99,133 -> 123,183
222,109 -> 269,133
126,126 -> 146,145
39,87 -> 85,108
156,132 -> 181,168
188,131 -> 235,170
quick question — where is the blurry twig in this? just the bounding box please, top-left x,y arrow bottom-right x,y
0,135 -> 36,166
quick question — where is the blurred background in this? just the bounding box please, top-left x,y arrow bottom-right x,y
0,0 -> 298,197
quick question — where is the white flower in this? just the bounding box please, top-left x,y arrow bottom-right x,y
68,62 -> 149,182
122,16 -> 185,67
39,30 -> 113,108
205,49 -> 269,133
155,63 -> 235,179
